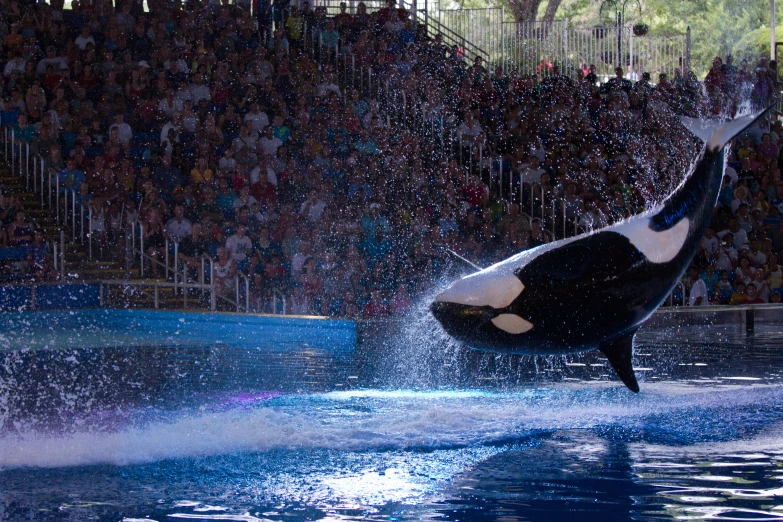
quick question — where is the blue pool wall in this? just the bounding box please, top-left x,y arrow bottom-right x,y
0,283 -> 101,310
0,308 -> 356,352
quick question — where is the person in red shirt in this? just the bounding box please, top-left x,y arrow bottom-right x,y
251,175 -> 278,209
463,174 -> 487,208
743,283 -> 766,304
362,289 -> 390,317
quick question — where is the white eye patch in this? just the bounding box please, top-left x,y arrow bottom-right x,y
614,216 -> 690,264
435,274 -> 524,309
491,314 -> 534,334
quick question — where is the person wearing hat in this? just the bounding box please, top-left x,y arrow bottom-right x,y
361,202 -> 390,237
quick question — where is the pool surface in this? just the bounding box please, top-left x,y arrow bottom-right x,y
1,308 -> 783,521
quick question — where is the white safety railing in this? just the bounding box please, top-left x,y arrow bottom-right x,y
100,279 -> 219,311
666,280 -> 687,307
125,225 -> 262,313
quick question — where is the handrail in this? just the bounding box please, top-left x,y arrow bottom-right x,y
59,229 -> 65,277
667,281 -> 686,307
61,186 -> 77,243
237,271 -> 250,312
205,253 -> 217,311
100,279 -> 217,310
132,221 -> 173,279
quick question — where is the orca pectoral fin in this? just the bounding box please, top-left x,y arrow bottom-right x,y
598,331 -> 640,393
445,248 -> 484,272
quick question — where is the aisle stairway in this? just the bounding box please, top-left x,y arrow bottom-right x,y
0,147 -> 224,311
0,165 -> 132,281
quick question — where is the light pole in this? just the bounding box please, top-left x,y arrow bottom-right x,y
599,0 -> 642,70
772,0 -> 777,61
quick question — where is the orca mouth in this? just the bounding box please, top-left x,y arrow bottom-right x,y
430,301 -> 495,340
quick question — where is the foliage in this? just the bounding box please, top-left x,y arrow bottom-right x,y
450,0 -> 780,76
569,0 -> 778,76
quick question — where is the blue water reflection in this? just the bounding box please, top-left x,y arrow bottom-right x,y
1,317 -> 783,521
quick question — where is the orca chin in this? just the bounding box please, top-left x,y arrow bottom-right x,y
430,301 -> 494,342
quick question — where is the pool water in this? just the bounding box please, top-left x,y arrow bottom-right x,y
1,310 -> 783,521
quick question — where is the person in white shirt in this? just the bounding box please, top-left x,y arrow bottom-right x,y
299,190 -> 327,223
36,46 -> 69,75
249,155 -> 277,186
718,218 -> 749,250
74,27 -> 96,51
457,112 -> 483,143
361,101 -> 384,129
579,199 -> 609,231
160,112 -> 183,146
517,155 -> 546,185
164,205 -> 192,241
164,57 -> 189,72
233,124 -> 259,166
291,241 -> 312,276
713,233 -> 738,272
258,126 -> 282,156
701,226 -> 719,257
188,73 -> 211,105
233,185 -> 258,209
218,148 -> 237,173
747,244 -> 767,268
317,72 -> 342,98
3,53 -> 26,77
243,102 -> 269,133
108,112 -> 132,145
157,88 -> 184,118
225,225 -> 253,265
688,266 -> 709,306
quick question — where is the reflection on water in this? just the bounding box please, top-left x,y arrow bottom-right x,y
1,322 -> 783,521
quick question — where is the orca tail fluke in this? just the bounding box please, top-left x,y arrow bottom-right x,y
680,107 -> 772,153
598,331 -> 640,393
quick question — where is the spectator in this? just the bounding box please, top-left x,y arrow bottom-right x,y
164,205 -> 193,242
688,266 -> 709,306
225,224 -> 253,271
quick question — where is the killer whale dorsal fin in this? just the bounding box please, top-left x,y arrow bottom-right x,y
598,330 -> 640,392
680,109 -> 769,152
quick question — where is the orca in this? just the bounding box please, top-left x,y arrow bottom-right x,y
431,112 -> 765,392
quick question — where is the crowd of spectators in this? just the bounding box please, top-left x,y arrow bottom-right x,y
0,0 -> 781,312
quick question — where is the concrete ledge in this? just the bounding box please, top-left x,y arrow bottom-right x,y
649,304 -> 783,329
356,305 -> 783,346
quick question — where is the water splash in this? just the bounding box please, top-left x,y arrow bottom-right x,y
2,384 -> 782,470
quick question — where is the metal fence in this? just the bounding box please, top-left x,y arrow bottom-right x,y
498,20 -> 688,80
305,0 -> 690,79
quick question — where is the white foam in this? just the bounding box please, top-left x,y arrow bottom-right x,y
1,384 -> 782,470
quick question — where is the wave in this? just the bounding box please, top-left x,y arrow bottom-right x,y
1,384 -> 782,470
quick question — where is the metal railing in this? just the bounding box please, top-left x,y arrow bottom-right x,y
125,224 -> 259,313
101,279 -> 219,311
304,0 -> 692,76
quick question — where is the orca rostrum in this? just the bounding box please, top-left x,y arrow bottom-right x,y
431,112 -> 765,392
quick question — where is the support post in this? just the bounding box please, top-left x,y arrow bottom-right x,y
501,6 -> 505,71
59,230 -> 65,280
772,0 -> 777,62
